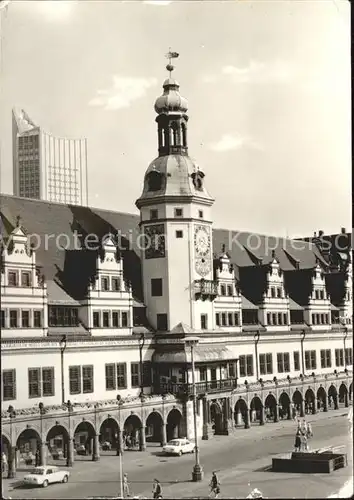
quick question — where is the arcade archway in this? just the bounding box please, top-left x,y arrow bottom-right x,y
16,428 -> 41,467
146,411 -> 164,445
123,415 -> 142,450
46,424 -> 69,463
292,390 -> 303,415
1,434 -> 11,460
249,396 -> 263,424
339,383 -> 349,407
304,388 -> 316,415
265,394 -> 278,422
166,409 -> 182,441
234,398 -> 249,428
317,386 -> 327,411
328,385 -> 338,409
279,392 -> 291,419
73,421 -> 96,457
99,417 -> 120,452
210,402 -> 223,435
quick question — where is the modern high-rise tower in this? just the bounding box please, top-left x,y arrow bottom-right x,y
12,108 -> 88,205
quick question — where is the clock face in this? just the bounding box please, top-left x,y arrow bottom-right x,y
144,224 -> 165,259
194,225 -> 211,257
194,225 -> 211,277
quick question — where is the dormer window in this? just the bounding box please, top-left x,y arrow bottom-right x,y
21,271 -> 31,287
112,277 -> 121,291
227,285 -> 233,296
101,276 -> 109,291
277,288 -> 282,298
146,171 -> 163,192
315,290 -> 319,300
191,170 -> 205,190
271,287 -> 276,298
220,285 -> 226,296
8,271 -> 18,287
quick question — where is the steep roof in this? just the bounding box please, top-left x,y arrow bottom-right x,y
1,194 -> 324,301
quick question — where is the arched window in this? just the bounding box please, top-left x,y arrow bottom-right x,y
169,126 -> 174,146
164,128 -> 169,148
181,123 -> 187,146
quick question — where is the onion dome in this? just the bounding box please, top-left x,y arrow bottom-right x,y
154,76 -> 188,115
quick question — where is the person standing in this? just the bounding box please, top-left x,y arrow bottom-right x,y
306,422 -> 313,439
209,471 -> 221,498
294,430 -> 301,452
35,448 -> 40,466
123,473 -> 130,498
2,451 -> 8,473
152,478 -> 162,499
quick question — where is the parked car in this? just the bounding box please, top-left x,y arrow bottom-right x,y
75,444 -> 87,455
163,438 -> 195,456
23,466 -> 70,488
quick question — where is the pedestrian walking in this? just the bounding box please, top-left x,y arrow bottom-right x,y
123,473 -> 130,498
294,430 -> 301,452
152,479 -> 162,499
301,432 -> 308,452
209,471 -> 221,498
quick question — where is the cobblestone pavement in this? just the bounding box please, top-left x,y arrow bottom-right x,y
2,406 -> 352,499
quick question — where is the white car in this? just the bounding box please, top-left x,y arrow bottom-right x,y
163,438 -> 195,456
23,466 -> 70,488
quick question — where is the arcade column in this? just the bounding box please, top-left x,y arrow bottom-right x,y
139,426 -> 146,451
92,434 -> 100,462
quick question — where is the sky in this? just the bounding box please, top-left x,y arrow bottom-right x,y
0,0 -> 351,237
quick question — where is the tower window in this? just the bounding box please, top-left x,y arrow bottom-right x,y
157,313 -> 168,331
176,230 -> 183,238
181,122 -> 187,147
201,314 -> 208,329
198,210 -> 204,219
175,208 -> 183,217
150,209 -> 158,220
151,278 -> 163,297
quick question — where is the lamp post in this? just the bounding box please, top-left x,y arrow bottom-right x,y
139,333 -> 145,398
60,335 -> 67,405
254,330 -> 260,380
66,400 -> 73,467
38,402 -> 46,466
7,405 -> 16,479
185,336 -> 203,482
117,395 -> 124,499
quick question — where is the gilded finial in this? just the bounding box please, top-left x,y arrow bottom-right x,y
165,48 -> 179,77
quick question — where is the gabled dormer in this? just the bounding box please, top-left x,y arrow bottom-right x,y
259,251 -> 289,331
1,216 -> 48,337
214,246 -> 242,332
304,262 -> 331,329
80,234 -> 133,336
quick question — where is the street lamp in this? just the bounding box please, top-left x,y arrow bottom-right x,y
185,336 -> 203,482
7,405 -> 16,479
117,394 -> 124,499
60,335 -> 67,405
39,402 -> 46,466
66,400 -> 73,467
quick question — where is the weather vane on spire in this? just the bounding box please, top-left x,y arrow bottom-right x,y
165,48 -> 179,77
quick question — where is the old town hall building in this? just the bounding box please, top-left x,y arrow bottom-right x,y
1,59 -> 353,477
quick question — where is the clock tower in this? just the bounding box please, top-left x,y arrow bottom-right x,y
135,53 -> 215,332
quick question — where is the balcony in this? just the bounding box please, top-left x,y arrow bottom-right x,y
194,279 -> 218,299
154,378 -> 237,397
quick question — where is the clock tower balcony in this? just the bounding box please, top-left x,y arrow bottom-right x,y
194,278 -> 218,300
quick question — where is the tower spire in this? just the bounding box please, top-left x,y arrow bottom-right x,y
165,48 -> 179,77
